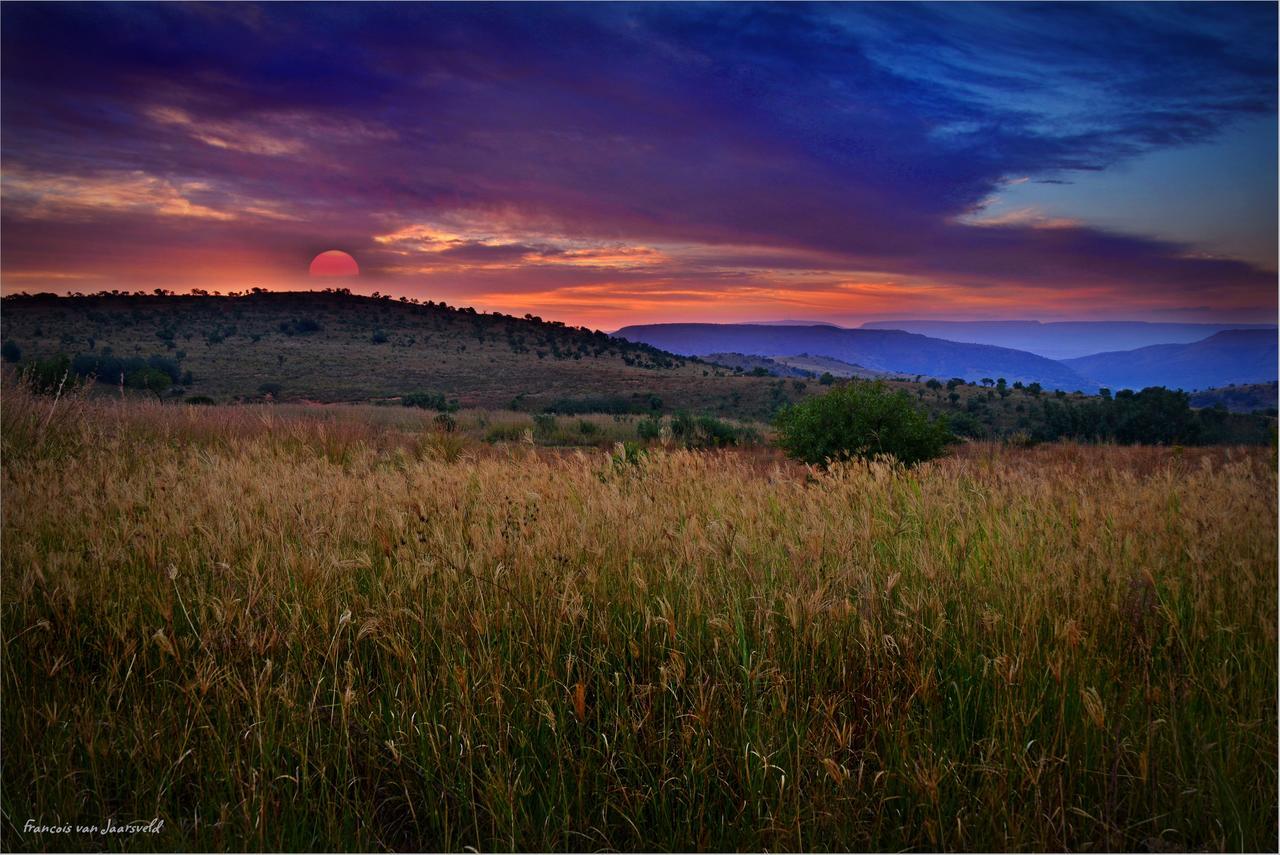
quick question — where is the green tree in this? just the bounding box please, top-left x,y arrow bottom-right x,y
774,380 -> 953,466
20,354 -> 72,394
127,367 -> 172,401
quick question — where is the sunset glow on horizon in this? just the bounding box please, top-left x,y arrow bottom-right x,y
2,3 -> 1275,330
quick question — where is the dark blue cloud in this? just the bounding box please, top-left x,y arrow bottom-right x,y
1,2 -> 1275,314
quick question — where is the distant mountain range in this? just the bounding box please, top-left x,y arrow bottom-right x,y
616,322 -> 1278,393
743,319 -> 841,327
614,323 -> 1096,390
1063,330 -> 1278,391
859,320 -> 1277,360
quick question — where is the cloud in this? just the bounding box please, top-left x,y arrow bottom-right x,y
146,106 -> 305,156
0,2 -> 1275,324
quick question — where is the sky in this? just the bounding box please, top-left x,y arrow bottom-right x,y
1,2 -> 1276,330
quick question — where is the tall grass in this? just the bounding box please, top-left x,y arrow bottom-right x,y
2,385 -> 1275,851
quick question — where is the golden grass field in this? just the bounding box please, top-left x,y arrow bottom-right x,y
2,385 -> 1276,851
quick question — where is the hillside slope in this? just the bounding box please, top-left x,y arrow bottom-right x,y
1190,382 -> 1278,414
0,291 -> 806,418
1064,330 -> 1278,391
614,323 -> 1094,390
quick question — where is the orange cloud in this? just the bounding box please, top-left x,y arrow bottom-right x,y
1,167 -> 297,222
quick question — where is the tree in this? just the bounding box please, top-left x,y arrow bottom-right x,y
819,372 -> 835,385
20,354 -> 72,394
127,367 -> 171,401
774,380 -> 953,466
1,340 -> 21,363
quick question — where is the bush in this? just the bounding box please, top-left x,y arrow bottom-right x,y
71,353 -> 181,387
185,395 -> 216,405
670,411 -> 745,448
485,424 -> 527,443
774,380 -> 953,466
533,413 -> 558,439
402,392 -> 460,412
258,382 -> 283,399
636,415 -> 663,440
1,340 -> 21,363
19,354 -> 73,395
127,367 -> 172,400
278,317 -> 322,336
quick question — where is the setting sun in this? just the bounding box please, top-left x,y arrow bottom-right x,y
308,250 -> 359,277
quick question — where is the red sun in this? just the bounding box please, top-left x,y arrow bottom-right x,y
309,250 -> 360,277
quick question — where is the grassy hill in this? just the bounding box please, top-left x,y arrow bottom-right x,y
0,291 -> 811,419
3,290 -> 1274,446
770,354 -> 890,379
1190,381 -> 1278,415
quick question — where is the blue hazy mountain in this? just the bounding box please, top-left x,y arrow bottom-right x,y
859,320 -> 1276,360
1063,329 -> 1278,391
613,323 -> 1095,390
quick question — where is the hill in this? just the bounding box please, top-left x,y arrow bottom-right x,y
770,354 -> 890,379
1189,382 -> 1278,414
613,323 -> 1095,391
860,320 -> 1277,360
701,353 -> 814,378
702,352 -> 889,380
0,291 -> 811,419
1063,330 -> 1278,391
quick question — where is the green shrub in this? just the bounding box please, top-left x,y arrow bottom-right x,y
71,353 -> 181,386
19,354 -> 73,395
402,392 -> 460,412
485,424 -> 526,443
127,367 -> 172,400
636,415 -> 663,440
533,413 -> 558,439
668,410 -> 749,448
278,317 -> 322,336
774,380 -> 953,466
185,395 -> 216,405
1,340 -> 21,363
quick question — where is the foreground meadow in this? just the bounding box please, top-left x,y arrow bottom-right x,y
1,389 -> 1276,851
